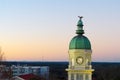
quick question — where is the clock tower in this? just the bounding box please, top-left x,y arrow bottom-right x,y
66,17 -> 94,80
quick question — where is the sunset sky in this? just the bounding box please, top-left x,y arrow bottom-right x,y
0,0 -> 120,62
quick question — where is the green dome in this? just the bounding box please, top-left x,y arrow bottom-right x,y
69,35 -> 91,49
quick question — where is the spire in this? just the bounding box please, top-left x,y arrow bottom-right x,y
76,16 -> 84,35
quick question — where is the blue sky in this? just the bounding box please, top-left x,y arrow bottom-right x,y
0,0 -> 120,62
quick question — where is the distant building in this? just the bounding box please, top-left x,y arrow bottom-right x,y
11,65 -> 49,80
12,73 -> 45,80
66,17 -> 94,80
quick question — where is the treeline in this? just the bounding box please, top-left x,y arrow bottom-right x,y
2,62 -> 120,80
93,62 -> 120,80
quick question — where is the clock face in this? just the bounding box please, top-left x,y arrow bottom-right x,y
76,57 -> 83,64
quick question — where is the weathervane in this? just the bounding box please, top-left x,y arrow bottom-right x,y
78,16 -> 83,20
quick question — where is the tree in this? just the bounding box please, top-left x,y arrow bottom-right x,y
0,47 -> 5,65
0,47 -> 12,79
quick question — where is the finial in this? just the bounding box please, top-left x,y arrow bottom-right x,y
77,16 -> 83,27
76,16 -> 84,35
78,16 -> 83,20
